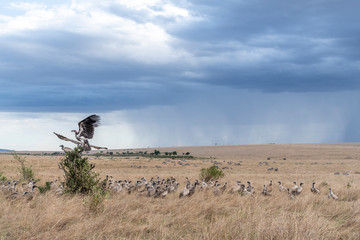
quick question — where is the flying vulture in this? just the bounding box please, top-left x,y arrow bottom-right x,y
71,115 -> 101,151
54,114 -> 107,152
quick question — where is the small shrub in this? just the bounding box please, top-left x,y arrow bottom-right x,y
38,181 -> 52,194
200,165 -> 224,182
0,172 -> 7,181
58,148 -> 104,195
88,185 -> 107,212
13,152 -> 35,182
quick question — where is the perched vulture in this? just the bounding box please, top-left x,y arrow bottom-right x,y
59,145 -> 72,153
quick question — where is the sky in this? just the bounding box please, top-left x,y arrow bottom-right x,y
0,0 -> 359,151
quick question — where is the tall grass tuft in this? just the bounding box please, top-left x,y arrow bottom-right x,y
13,152 -> 35,182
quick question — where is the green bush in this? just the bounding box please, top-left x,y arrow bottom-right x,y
199,165 -> 224,182
58,147 -> 104,195
13,152 -> 35,182
88,185 -> 106,212
0,172 -> 7,181
57,147 -> 107,212
38,181 -> 52,194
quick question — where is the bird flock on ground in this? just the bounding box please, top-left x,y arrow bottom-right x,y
1,177 -> 339,201
102,176 -> 339,200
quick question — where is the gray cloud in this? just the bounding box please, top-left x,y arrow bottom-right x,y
1,0 -> 360,150
0,0 -> 359,113
121,89 -> 357,147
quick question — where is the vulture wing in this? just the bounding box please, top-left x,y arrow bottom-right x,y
54,132 -> 107,150
78,115 -> 100,139
53,132 -> 81,145
91,145 -> 108,150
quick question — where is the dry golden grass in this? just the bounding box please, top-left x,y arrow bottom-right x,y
1,143 -> 360,239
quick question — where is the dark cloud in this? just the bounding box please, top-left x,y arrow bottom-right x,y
0,0 -> 360,113
176,0 -> 360,40
169,0 -> 360,91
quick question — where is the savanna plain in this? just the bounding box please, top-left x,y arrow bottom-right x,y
1,143 -> 360,240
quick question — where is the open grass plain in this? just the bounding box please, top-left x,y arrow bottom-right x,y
1,143 -> 360,239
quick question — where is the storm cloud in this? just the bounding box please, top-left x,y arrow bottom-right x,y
0,0 -> 359,150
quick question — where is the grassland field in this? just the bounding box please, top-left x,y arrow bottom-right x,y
0,143 -> 359,239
